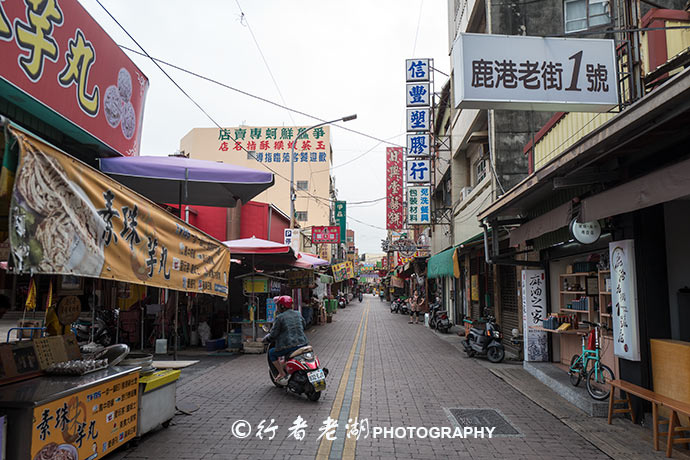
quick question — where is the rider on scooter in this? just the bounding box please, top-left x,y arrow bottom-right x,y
262,296 -> 309,383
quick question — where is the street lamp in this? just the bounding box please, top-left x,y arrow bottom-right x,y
290,114 -> 357,229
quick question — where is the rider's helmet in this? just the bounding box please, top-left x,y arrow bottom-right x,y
274,295 -> 293,310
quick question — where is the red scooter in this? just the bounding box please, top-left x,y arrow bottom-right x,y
263,327 -> 328,401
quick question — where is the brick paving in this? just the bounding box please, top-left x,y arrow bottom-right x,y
111,296 -> 617,459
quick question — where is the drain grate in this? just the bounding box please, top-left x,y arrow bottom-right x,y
446,408 -> 521,437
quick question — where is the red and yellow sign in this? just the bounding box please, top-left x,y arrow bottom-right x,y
312,226 -> 340,244
0,0 -> 148,157
31,372 -> 139,459
9,128 -> 231,297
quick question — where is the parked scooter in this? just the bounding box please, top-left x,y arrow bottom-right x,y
390,298 -> 399,313
262,326 -> 329,401
73,308 -> 120,346
399,298 -> 410,315
429,298 -> 451,333
338,294 -> 347,309
462,313 -> 505,363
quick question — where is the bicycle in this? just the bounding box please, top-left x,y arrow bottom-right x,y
568,320 -> 614,400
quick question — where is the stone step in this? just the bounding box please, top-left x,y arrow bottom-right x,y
523,361 -> 610,417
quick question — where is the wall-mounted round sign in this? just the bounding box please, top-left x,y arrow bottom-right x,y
57,296 -> 81,325
569,219 -> 602,245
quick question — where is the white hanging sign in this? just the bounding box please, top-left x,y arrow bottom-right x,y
610,240 -> 641,361
406,59 -> 430,82
406,108 -> 430,132
407,134 -> 430,156
406,160 -> 430,183
522,269 -> 548,362
406,83 -> 430,107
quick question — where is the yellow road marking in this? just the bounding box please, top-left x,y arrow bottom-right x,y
342,307 -> 369,460
316,307 -> 367,460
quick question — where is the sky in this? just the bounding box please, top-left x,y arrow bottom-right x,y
79,0 -> 450,255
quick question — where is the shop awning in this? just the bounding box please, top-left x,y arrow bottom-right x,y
294,252 -> 329,269
223,236 -> 292,254
99,155 -> 274,207
7,126 -> 231,297
427,247 -> 458,279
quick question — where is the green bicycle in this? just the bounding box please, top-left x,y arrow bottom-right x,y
569,320 -> 614,400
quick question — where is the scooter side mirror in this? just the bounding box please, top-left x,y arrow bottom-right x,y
261,324 -> 271,333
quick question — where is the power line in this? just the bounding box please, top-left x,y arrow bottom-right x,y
116,44 -> 404,148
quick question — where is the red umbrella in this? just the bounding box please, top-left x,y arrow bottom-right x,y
294,252 -> 329,269
223,236 -> 292,255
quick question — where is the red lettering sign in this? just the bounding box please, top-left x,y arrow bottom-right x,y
386,147 -> 404,230
0,0 -> 148,157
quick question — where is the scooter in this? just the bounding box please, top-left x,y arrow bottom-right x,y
358,292 -> 363,302
399,298 -> 410,315
338,295 -> 347,309
263,327 -> 329,401
429,300 -> 451,333
462,314 -> 505,363
73,308 -> 120,346
390,298 -> 399,313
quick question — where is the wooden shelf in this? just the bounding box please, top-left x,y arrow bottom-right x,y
560,308 -> 591,313
560,272 -> 597,277
600,313 -> 611,317
560,291 -> 586,294
599,270 -> 610,273
529,325 -> 586,335
600,292 -> 612,295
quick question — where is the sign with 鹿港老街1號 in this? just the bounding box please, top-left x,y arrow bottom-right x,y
452,33 -> 618,112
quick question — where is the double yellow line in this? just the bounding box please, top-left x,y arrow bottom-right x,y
316,306 -> 369,460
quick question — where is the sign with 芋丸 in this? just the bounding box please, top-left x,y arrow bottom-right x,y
406,59 -> 430,82
386,147 -> 404,230
406,108 -> 430,132
521,269 -> 548,362
9,128 -> 231,297
407,160 -> 430,183
219,126 -> 330,164
406,83 -> 430,107
408,186 -> 431,224
334,201 -> 346,243
407,134 -> 430,156
312,226 -> 340,244
610,240 -> 640,361
0,0 -> 148,156
452,33 -> 618,112
30,372 -> 139,460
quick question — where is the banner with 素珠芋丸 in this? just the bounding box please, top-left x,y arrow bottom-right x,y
8,127 -> 230,297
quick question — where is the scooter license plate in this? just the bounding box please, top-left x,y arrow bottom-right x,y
308,369 -> 325,383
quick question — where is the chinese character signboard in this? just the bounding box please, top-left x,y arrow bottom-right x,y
406,83 -> 430,106
31,371 -> 139,459
452,33 -> 618,112
218,126 -> 330,165
9,128 -> 231,297
521,269 -> 548,362
407,160 -> 430,183
284,228 -> 294,246
407,134 -> 430,156
610,240 -> 640,361
408,186 -> 431,224
406,59 -> 430,81
287,270 -> 314,288
0,0 -> 149,156
335,201 -> 346,243
406,108 -> 430,131
332,261 -> 354,282
312,226 -> 340,244
386,147 -> 403,230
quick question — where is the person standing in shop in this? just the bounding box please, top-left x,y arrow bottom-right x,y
408,290 -> 421,324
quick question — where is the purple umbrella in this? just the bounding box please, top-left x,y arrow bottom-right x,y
99,156 -> 274,207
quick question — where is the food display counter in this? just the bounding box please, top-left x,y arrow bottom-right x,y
0,366 -> 140,460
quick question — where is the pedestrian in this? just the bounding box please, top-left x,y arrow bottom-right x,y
408,290 -> 421,324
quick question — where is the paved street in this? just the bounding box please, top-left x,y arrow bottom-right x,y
111,295 -> 655,460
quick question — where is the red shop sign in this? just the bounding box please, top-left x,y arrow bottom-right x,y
0,0 -> 149,157
312,226 -> 340,244
386,147 -> 403,230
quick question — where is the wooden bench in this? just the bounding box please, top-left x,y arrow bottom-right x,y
609,379 -> 690,457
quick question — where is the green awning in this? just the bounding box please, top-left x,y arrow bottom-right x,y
427,247 -> 457,279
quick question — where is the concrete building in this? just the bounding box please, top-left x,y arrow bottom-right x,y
180,126 -> 333,231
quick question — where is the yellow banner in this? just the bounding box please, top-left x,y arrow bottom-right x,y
31,372 -> 139,459
332,261 -> 355,282
9,128 -> 231,297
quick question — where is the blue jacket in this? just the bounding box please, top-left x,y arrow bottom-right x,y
266,309 -> 308,351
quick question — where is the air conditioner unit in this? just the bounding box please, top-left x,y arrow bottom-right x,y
461,186 -> 473,200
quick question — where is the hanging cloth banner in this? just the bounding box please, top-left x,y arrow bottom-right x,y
25,277 -> 36,310
8,127 -> 231,297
